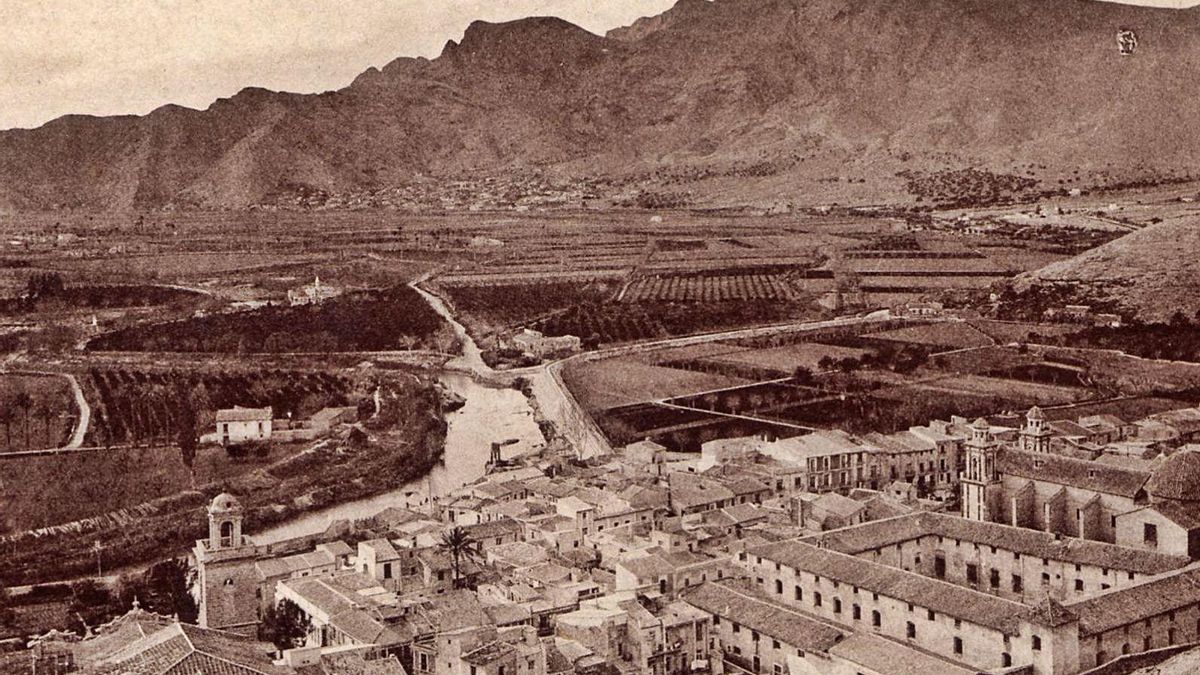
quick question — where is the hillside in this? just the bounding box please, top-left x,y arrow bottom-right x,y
1017,220 -> 1200,321
4,0 -> 1200,210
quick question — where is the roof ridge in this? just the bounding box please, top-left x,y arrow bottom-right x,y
756,539 -> 1032,613
198,649 -> 278,675
157,626 -> 194,675
719,580 -> 848,633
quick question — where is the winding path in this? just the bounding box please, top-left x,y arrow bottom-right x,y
409,274 -> 489,375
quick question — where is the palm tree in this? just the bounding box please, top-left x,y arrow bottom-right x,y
438,527 -> 481,589
34,400 -> 55,449
12,392 -> 33,451
0,401 -> 14,450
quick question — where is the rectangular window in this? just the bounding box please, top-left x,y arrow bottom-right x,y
953,637 -> 963,655
1145,523 -> 1159,546
1012,574 -> 1023,593
814,592 -> 822,608
906,622 -> 916,639
795,585 -> 803,601
990,569 -> 1000,588
967,564 -> 979,584
1075,579 -> 1084,592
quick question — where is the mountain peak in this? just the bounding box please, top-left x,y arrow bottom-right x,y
438,16 -> 612,79
607,0 -> 712,42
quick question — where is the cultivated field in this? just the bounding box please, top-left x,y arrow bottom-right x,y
562,357 -> 748,412
79,366 -> 354,447
620,272 -> 800,302
564,318 -> 1122,448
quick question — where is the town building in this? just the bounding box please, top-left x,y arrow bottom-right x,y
736,511 -> 1200,674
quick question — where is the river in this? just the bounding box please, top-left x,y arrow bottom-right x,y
251,371 -> 543,544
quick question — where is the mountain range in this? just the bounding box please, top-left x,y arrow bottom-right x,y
3,0 -> 1200,211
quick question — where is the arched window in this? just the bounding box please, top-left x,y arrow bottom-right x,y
220,520 -> 235,547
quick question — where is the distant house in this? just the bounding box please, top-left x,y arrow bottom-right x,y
213,407 -> 273,445
896,301 -> 944,317
288,276 -> 340,306
510,328 -> 581,358
469,236 -> 505,248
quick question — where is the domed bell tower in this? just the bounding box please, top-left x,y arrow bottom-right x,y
208,493 -> 244,550
1020,406 -> 1052,454
195,493 -> 259,634
962,418 -> 1001,522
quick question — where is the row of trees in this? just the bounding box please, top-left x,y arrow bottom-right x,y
84,367 -> 351,451
1,558 -> 199,637
0,272 -> 202,316
815,342 -> 929,375
0,391 -> 64,452
1045,311 -> 1200,363
539,299 -> 808,346
88,286 -> 446,353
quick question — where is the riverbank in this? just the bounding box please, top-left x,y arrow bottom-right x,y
252,370 -> 543,543
0,373 -> 446,586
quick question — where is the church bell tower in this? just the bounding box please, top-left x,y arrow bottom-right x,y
1020,406 -> 1052,454
194,493 -> 259,634
962,418 -> 1001,522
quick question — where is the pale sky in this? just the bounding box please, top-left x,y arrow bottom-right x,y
0,0 -> 676,131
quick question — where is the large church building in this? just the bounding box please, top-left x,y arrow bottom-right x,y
961,408 -> 1200,557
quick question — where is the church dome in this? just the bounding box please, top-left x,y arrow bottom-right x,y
209,492 -> 242,513
1027,406 -> 1046,421
971,417 -> 990,431
1147,450 -> 1200,502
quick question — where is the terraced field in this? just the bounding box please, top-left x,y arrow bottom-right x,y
621,272 -> 799,302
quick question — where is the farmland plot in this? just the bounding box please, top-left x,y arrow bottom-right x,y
871,322 -> 995,350
621,272 -> 799,302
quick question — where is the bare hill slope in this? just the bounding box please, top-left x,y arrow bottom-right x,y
3,0 -> 1200,210
1018,220 -> 1200,321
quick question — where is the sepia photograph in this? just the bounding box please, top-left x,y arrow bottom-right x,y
2,0 -> 1200,673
